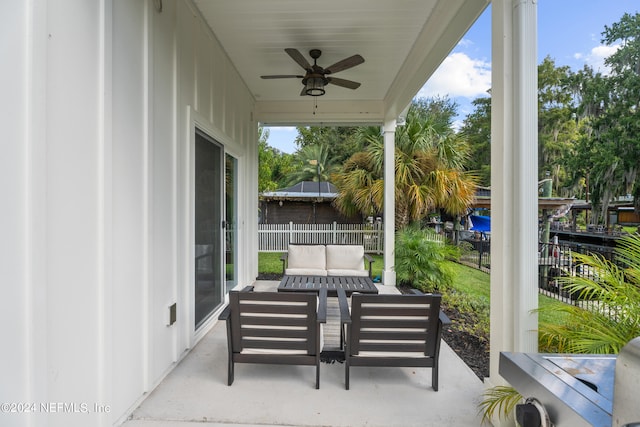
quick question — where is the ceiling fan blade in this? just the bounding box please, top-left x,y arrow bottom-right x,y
327,77 -> 361,90
285,48 -> 311,70
324,54 -> 364,74
299,87 -> 307,96
261,75 -> 304,79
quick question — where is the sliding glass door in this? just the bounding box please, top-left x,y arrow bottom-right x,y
194,130 -> 224,329
225,154 -> 238,292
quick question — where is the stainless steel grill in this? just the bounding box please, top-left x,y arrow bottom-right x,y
500,337 -> 640,427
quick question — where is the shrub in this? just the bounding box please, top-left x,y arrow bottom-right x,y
395,225 -> 458,292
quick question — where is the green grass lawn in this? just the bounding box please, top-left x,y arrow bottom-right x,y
446,261 -> 567,325
258,252 -> 284,275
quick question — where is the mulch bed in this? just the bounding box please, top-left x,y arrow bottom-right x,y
440,305 -> 489,380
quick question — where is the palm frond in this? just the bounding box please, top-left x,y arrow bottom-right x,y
478,386 -> 522,425
538,234 -> 640,354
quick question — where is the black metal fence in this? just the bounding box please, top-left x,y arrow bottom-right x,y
537,241 -> 625,320
459,238 -> 491,273
460,238 -> 624,319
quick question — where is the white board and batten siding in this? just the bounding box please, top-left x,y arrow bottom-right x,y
3,1 -> 257,426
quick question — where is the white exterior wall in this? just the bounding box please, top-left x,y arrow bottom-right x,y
1,1 -> 257,426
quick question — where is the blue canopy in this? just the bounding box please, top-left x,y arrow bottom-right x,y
470,215 -> 491,232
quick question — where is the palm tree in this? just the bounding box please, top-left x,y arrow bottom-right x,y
332,101 -> 477,229
285,144 -> 338,186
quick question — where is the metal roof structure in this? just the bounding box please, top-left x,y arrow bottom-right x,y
261,181 -> 338,200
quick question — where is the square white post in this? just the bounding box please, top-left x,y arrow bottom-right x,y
382,119 -> 396,286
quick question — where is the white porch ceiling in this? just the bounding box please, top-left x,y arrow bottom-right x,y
193,0 -> 489,125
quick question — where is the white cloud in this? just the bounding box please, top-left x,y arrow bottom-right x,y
584,44 -> 620,75
418,52 -> 492,99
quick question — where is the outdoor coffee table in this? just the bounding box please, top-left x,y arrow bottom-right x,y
277,275 -> 378,296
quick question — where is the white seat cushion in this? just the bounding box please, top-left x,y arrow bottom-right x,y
327,268 -> 369,277
285,268 -> 328,276
287,245 -> 326,270
326,245 -> 365,271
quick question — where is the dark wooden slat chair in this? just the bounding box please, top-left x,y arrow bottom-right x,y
218,286 -> 327,389
337,288 -> 451,391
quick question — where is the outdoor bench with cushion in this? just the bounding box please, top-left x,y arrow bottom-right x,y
218,286 -> 327,389
280,244 -> 374,278
337,287 -> 451,391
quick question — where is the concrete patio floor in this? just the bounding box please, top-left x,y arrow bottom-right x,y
122,281 -> 485,427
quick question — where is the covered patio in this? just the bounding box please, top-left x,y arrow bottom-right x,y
122,281 -> 485,427
4,0 -> 539,426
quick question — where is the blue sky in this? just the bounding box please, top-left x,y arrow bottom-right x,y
267,1 -> 639,154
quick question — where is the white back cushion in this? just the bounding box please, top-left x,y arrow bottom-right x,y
326,245 -> 364,270
287,245 -> 326,270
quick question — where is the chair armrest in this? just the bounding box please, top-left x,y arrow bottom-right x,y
364,254 -> 374,278
280,252 -> 288,275
439,310 -> 452,326
241,285 -> 255,292
317,288 -> 327,323
337,288 -> 351,325
218,305 -> 231,321
409,288 -> 424,295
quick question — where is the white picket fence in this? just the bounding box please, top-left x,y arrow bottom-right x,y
258,222 -> 384,253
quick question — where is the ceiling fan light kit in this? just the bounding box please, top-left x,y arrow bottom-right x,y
261,48 -> 364,97
303,74 -> 327,96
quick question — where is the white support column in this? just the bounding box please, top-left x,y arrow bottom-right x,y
489,0 -> 539,388
382,119 -> 396,286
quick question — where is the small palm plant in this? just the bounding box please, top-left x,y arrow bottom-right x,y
478,385 -> 523,425
480,233 -> 640,423
395,225 -> 458,293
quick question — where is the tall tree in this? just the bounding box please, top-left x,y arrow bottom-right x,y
294,126 -> 364,164
460,97 -> 491,187
537,56 -> 579,197
332,98 -> 477,229
258,128 -> 295,192
572,12 -> 640,222
284,144 -> 339,186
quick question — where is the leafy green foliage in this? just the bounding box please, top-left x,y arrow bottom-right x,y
538,234 -> 640,354
294,126 -> 365,164
394,225 -> 458,292
487,234 -> 640,424
284,144 -> 339,186
537,56 -> 581,196
460,97 -> 491,187
258,128 -> 295,192
462,13 -> 640,213
576,12 -> 640,220
478,385 -> 522,425
332,98 -> 477,229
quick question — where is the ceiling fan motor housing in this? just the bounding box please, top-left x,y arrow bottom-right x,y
260,48 -> 363,96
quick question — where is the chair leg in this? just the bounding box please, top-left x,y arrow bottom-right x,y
345,360 -> 350,390
315,359 -> 320,389
432,364 -> 438,391
228,357 -> 234,386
